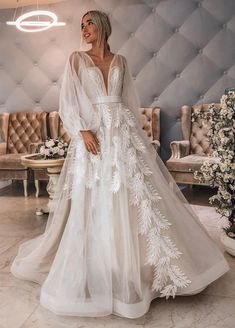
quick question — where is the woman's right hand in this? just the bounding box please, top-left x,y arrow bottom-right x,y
80,130 -> 100,155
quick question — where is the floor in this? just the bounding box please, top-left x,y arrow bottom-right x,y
0,182 -> 234,328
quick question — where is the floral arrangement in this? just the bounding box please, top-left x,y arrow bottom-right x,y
39,137 -> 68,159
191,91 -> 235,238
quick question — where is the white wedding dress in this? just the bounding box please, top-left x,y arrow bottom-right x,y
10,51 -> 230,319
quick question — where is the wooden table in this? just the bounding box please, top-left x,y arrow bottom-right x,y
21,154 -> 65,215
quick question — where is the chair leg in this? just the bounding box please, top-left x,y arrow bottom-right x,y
23,179 -> 28,197
35,179 -> 40,198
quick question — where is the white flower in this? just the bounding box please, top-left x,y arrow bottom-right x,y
45,140 -> 55,148
44,149 -> 50,156
218,130 -> 225,138
224,173 -> 231,182
52,147 -> 59,154
58,149 -> 65,156
220,163 -> 229,172
212,163 -> 218,170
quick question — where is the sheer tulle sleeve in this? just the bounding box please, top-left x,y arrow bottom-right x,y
121,56 -> 143,124
120,54 -> 197,201
59,51 -> 96,137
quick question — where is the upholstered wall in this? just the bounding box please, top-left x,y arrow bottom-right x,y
0,0 -> 234,160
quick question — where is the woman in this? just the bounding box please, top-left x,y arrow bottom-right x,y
11,10 -> 230,319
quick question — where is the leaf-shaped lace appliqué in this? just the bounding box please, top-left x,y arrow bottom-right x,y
120,106 -> 192,299
109,66 -> 123,94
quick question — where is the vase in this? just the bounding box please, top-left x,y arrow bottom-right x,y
220,231 -> 235,256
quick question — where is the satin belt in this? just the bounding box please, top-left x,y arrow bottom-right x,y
91,95 -> 123,105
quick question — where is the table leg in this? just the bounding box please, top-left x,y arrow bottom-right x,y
35,166 -> 62,215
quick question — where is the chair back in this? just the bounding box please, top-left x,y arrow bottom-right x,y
139,107 -> 160,142
49,111 -> 71,143
181,103 -> 220,156
0,111 -> 48,154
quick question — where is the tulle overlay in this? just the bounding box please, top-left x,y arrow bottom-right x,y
10,51 -> 229,318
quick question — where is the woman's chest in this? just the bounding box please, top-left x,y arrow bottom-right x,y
81,65 -> 124,96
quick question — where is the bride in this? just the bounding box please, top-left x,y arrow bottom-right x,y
10,10 -> 229,319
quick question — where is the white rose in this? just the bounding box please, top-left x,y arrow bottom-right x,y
58,149 -> 64,156
52,147 -> 59,154
45,140 -> 55,148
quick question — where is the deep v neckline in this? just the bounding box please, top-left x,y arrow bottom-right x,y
82,51 -> 117,95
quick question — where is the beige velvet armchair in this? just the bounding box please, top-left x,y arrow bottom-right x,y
0,111 -> 48,196
139,107 -> 161,155
33,107 -> 161,196
166,103 -> 220,185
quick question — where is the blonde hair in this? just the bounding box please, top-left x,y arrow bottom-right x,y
81,10 -> 112,50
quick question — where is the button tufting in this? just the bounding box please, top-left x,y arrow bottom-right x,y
153,52 -> 157,57
223,23 -> 227,29
152,7 -> 156,13
223,70 -> 228,75
132,76 -> 136,80
200,94 -> 204,99
130,32 -> 135,37
176,73 -> 180,78
34,61 -> 38,66
198,49 -> 203,54
174,28 -> 179,33
197,2 -> 201,7
154,96 -> 158,101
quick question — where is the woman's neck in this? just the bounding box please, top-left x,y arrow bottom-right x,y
87,42 -> 110,60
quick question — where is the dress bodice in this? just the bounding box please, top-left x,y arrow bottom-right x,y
78,52 -> 125,99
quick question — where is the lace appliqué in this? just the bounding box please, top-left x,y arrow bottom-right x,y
117,106 -> 191,299
109,67 -> 123,95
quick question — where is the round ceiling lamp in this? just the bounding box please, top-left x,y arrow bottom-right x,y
6,1 -> 66,32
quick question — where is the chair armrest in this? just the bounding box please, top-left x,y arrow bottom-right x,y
169,140 -> 190,160
151,140 -> 160,154
0,142 -> 7,155
28,142 -> 42,154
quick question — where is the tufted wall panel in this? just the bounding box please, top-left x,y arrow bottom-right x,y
0,0 -> 234,160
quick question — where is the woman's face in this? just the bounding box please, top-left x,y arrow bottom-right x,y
81,13 -> 98,44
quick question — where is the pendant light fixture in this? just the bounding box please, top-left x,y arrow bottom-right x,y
6,0 -> 66,33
